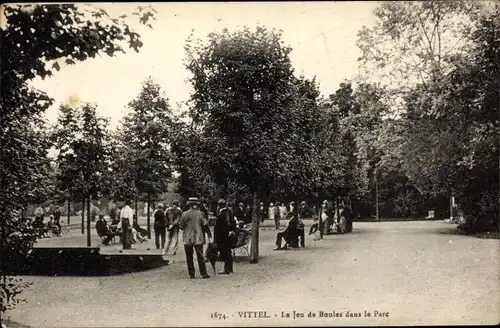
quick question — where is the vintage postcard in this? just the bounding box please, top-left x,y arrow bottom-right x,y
1,1 -> 499,327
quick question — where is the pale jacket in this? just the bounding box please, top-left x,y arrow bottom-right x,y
120,205 -> 134,219
268,206 -> 276,220
279,206 -> 287,219
178,208 -> 210,245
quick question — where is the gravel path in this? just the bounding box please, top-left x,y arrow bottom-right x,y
5,221 -> 499,327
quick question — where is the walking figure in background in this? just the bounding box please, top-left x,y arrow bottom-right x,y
178,197 -> 211,279
278,202 -> 287,228
53,206 -> 62,234
289,201 -> 295,215
309,200 -> 329,236
164,200 -> 182,256
214,199 -> 236,274
154,203 -> 167,249
274,203 -> 281,229
245,204 -> 252,224
269,203 -> 276,228
119,200 -> 134,250
259,202 -> 266,223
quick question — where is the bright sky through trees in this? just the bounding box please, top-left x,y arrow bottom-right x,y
29,2 -> 379,129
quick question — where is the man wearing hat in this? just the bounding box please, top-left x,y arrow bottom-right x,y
214,199 -> 236,274
178,197 -> 211,279
153,203 -> 167,249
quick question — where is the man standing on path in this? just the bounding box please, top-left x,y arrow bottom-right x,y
119,200 -> 134,250
178,197 -> 211,279
154,203 -> 167,249
53,206 -> 62,235
214,199 -> 236,274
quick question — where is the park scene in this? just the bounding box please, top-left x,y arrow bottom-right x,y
1,1 -> 499,327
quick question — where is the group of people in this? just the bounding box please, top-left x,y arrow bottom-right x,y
228,200 -> 313,229
96,202 -> 149,247
32,195 -> 352,280
145,197 -> 251,278
31,205 -> 63,238
308,199 -> 354,235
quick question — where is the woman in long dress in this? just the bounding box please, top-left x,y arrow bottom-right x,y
163,201 -> 182,256
268,203 -> 276,228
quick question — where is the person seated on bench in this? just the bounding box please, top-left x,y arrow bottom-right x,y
96,214 -> 116,246
132,214 -> 148,238
116,221 -> 145,244
47,215 -> 60,236
232,221 -> 251,248
32,216 -> 50,238
274,213 -> 305,250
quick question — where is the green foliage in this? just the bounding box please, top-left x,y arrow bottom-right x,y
51,105 -> 85,202
357,0 -> 478,88
0,3 -> 154,316
112,77 -> 174,202
185,26 -> 297,197
0,276 -> 33,314
357,1 -> 499,230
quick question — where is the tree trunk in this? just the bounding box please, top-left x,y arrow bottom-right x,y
375,175 -> 379,221
147,193 -> 151,239
249,191 -> 259,263
86,197 -> 91,247
336,196 -> 340,220
81,198 -> 85,234
67,198 -> 71,225
134,196 -> 138,220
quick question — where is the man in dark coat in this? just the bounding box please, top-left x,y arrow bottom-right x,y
96,214 -> 115,246
214,199 -> 237,274
343,202 -> 354,233
274,213 -> 304,250
233,202 -> 246,223
53,206 -> 62,235
153,203 -> 167,249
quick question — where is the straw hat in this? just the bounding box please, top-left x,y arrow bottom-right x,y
188,197 -> 200,205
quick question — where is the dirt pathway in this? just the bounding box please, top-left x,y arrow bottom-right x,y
5,221 -> 499,327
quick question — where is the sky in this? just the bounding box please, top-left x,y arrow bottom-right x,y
30,1 -> 380,129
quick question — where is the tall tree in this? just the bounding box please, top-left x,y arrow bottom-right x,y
80,103 -> 112,245
357,1 -> 499,230
0,4 -> 155,318
185,26 -> 297,263
115,77 -> 174,238
51,104 -> 85,226
357,0 -> 478,90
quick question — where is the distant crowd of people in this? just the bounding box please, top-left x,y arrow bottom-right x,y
28,196 -> 354,280
31,205 -> 63,238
